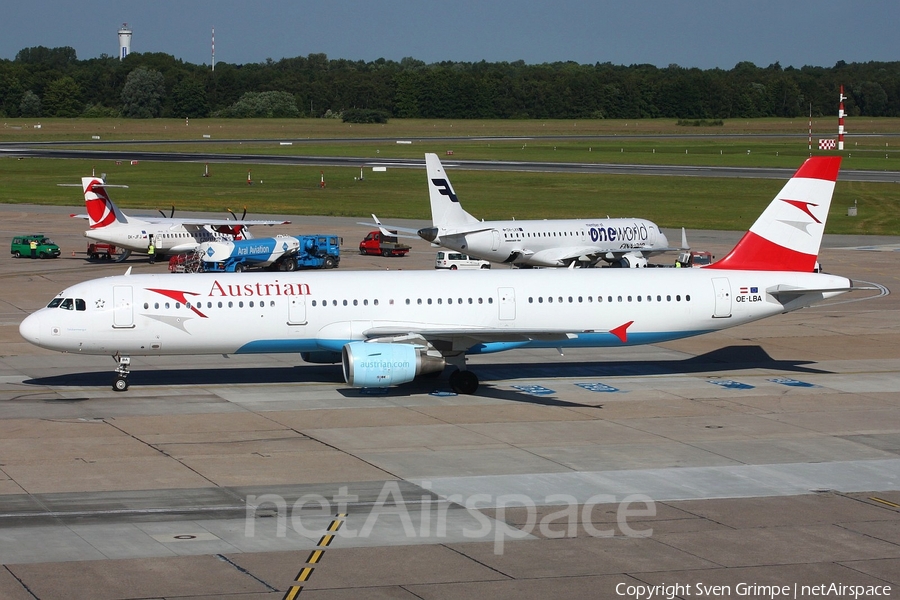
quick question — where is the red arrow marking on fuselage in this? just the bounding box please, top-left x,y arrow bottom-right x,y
147,288 -> 207,318
610,321 -> 634,343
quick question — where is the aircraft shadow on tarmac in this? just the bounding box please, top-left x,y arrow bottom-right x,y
22,346 -> 831,402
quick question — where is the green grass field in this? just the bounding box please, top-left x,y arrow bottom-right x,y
1,118 -> 899,235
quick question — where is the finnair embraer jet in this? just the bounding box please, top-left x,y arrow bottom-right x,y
416,153 -> 674,267
71,177 -> 290,261
21,157 -> 852,394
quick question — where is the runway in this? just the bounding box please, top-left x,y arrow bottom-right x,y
0,206 -> 898,599
3,145 -> 900,182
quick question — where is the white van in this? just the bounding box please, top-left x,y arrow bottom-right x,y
435,251 -> 491,270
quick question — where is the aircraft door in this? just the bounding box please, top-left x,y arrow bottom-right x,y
491,230 -> 501,251
711,277 -> 732,318
113,285 -> 134,328
498,287 -> 516,320
288,296 -> 307,325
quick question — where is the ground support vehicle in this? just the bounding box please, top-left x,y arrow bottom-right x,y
11,235 -> 60,259
359,231 -> 410,257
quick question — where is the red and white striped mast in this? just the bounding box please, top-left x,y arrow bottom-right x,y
838,85 -> 846,150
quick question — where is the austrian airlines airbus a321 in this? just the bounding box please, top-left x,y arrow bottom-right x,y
21,157 -> 853,394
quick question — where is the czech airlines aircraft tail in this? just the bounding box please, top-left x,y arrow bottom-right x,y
21,156 -> 857,395
82,177 -> 133,228
708,156 -> 841,272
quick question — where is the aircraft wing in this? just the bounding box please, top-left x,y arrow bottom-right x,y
356,214 -> 420,239
530,244 -> 682,266
70,214 -> 289,226
149,217 -> 290,226
363,325 -> 578,352
528,246 -> 607,266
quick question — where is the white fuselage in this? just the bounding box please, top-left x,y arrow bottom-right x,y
437,218 -> 667,266
19,268 -> 850,358
85,221 -> 235,254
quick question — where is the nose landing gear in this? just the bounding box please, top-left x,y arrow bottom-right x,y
112,354 -> 131,391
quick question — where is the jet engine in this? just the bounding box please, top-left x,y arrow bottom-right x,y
611,253 -> 648,268
342,342 -> 445,387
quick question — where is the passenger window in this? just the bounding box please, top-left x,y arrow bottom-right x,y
143,303 -> 149,309
686,295 -> 691,301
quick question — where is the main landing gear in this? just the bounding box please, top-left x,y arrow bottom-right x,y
445,354 -> 479,394
113,355 -> 131,392
448,369 -> 479,395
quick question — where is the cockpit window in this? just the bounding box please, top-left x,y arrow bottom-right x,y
47,298 -> 63,308
60,299 -> 74,310
75,299 -> 86,311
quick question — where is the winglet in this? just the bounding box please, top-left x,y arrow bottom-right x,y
707,156 -> 841,272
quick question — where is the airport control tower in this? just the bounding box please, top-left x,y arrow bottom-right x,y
118,23 -> 132,60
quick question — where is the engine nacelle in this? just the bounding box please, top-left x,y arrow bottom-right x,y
612,253 -> 648,268
342,342 -> 445,387
300,351 -> 342,364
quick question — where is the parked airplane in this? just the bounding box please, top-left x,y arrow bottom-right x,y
70,177 -> 290,261
22,157 -> 852,395
416,153 -> 675,267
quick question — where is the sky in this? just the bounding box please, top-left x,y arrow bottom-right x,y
2,1 -> 897,70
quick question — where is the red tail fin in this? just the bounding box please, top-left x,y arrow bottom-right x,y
707,156 -> 841,272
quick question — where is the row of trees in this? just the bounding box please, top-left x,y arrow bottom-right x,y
2,46 -> 899,120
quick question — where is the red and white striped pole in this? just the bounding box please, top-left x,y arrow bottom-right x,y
838,85 -> 846,151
